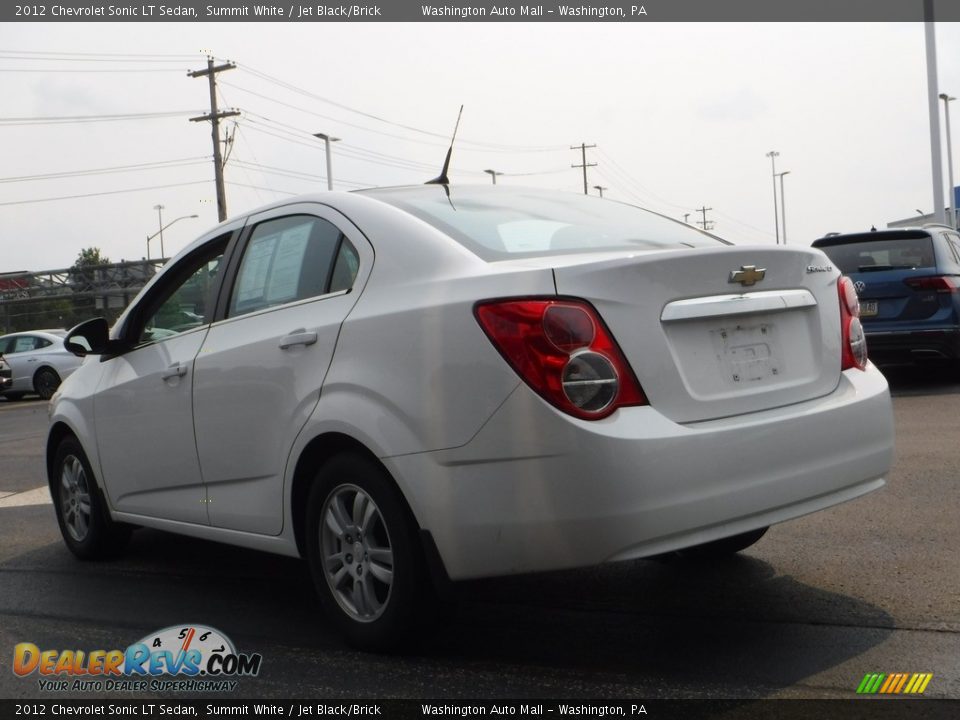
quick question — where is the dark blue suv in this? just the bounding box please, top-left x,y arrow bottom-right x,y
813,226 -> 960,365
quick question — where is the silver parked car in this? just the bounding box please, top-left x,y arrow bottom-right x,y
48,186 -> 894,650
0,330 -> 83,400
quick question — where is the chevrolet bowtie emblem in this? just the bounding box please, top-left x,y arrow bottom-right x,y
729,265 -> 766,286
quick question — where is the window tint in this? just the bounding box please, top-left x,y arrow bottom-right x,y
229,215 -> 356,318
818,237 -> 937,274
35,337 -> 52,349
137,240 -> 227,345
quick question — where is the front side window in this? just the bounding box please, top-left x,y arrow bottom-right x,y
228,215 -> 358,318
136,239 -> 227,345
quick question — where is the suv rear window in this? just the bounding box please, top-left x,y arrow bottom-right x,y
816,236 -> 936,274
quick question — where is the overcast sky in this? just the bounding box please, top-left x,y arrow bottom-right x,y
3,21 -> 960,271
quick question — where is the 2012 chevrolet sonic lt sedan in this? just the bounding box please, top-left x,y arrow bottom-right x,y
48,186 -> 894,649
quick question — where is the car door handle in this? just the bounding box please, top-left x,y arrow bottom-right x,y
279,330 -> 318,350
160,363 -> 188,380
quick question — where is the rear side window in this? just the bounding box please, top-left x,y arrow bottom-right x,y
229,215 -> 358,318
818,237 -> 936,273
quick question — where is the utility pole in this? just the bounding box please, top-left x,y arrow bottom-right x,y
571,143 -> 597,195
593,185 -> 607,198
189,57 -> 239,222
695,206 -> 714,231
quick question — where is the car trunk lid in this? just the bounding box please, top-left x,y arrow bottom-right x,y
551,246 -> 844,423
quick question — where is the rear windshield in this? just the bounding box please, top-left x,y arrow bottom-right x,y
817,237 -> 936,273
363,186 -> 727,261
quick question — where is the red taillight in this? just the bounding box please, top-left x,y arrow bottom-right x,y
474,299 -> 647,420
904,275 -> 959,293
838,276 -> 868,371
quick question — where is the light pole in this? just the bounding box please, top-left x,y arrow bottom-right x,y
483,169 -> 501,185
313,132 -> 340,191
593,185 -> 607,198
146,214 -> 199,260
941,93 -> 957,228
776,170 -> 790,244
766,151 -> 780,244
153,204 -> 165,258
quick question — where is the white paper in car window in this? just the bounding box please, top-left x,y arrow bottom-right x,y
265,222 -> 311,304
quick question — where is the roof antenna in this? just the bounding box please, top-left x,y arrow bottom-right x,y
426,105 -> 463,185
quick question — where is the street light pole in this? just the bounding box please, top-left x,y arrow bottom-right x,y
593,185 -> 607,198
146,214 -> 199,261
313,132 -> 341,191
941,93 -> 957,228
766,151 -> 780,245
483,169 -> 501,185
153,204 -> 165,259
776,171 -> 790,244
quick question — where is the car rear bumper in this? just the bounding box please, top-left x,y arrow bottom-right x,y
386,365 -> 894,581
864,327 -> 960,363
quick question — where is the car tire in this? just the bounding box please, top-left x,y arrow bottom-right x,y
51,436 -> 131,560
667,527 -> 769,561
34,367 -> 61,400
305,452 -> 429,651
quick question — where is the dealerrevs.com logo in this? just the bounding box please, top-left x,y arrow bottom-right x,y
13,624 -> 262,693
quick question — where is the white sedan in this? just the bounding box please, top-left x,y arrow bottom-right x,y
0,330 -> 83,400
47,186 -> 894,649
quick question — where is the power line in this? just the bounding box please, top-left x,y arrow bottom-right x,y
0,180 -> 209,207
231,159 -> 371,188
233,61 -> 567,152
0,49 -> 200,59
0,111 -> 203,125
0,157 -> 209,184
0,68 -> 187,74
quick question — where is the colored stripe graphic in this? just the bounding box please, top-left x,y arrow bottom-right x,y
857,672 -> 932,694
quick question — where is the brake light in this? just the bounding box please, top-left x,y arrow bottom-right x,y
838,276 -> 867,371
474,299 -> 647,420
904,275 -> 959,293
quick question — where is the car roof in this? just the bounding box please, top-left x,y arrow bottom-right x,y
812,229 -> 934,247
0,329 -> 66,339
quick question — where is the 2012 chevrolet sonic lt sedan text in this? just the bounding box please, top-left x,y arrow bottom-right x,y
47,186 -> 895,649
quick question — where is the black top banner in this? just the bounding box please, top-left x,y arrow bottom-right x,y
5,0 -> 960,23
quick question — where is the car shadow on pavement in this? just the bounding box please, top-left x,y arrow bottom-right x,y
2,528 -> 893,698
429,554 -> 894,696
880,362 -> 960,396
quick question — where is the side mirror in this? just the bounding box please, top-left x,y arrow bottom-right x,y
65,318 -> 114,357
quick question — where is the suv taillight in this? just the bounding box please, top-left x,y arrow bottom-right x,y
839,276 -> 868,371
474,299 -> 647,420
904,275 -> 959,293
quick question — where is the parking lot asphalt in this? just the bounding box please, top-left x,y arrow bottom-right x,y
0,366 -> 958,701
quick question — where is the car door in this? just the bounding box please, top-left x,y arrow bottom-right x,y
93,234 -> 231,524
192,204 -> 371,535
